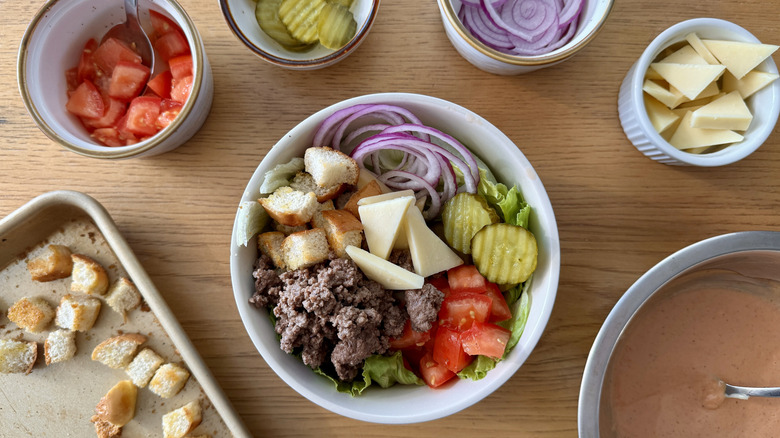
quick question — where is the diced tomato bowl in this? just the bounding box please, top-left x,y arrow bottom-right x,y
18,0 -> 213,159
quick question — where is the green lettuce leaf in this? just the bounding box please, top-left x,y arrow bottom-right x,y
315,351 -> 423,396
457,355 -> 497,381
259,157 -> 305,194
477,168 -> 531,228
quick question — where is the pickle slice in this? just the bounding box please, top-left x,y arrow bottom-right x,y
330,0 -> 354,7
441,193 -> 499,254
278,0 -> 327,45
471,223 -> 537,285
255,0 -> 310,50
317,2 -> 357,50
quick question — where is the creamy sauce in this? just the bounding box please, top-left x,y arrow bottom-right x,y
603,271 -> 780,437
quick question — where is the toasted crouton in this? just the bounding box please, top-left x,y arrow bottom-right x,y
55,294 -> 101,332
310,199 -> 335,230
281,228 -> 330,271
91,415 -> 122,438
45,329 -> 77,365
259,186 -> 319,227
7,296 -> 55,333
257,232 -> 286,269
320,210 -> 363,258
95,380 -> 137,427
71,254 -> 109,296
106,277 -> 142,321
343,180 -> 383,219
27,244 -> 73,281
92,333 -> 147,369
273,222 -> 308,235
162,400 -> 202,438
290,171 -> 347,202
0,339 -> 37,374
126,348 -> 165,387
304,147 -> 359,188
149,363 -> 191,399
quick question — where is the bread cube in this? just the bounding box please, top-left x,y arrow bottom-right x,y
257,231 -> 286,269
106,277 -> 142,321
310,199 -> 335,230
281,228 -> 329,271
126,347 -> 164,387
27,244 -> 73,281
44,329 -> 77,365
149,363 -> 190,398
259,186 -> 319,227
273,222 -> 308,235
162,400 -> 202,438
0,339 -> 37,374
91,333 -> 147,369
91,415 -> 122,438
304,147 -> 359,188
344,180 -> 383,218
290,171 -> 346,202
320,210 -> 363,258
55,294 -> 101,332
71,254 -> 109,296
7,296 -> 55,333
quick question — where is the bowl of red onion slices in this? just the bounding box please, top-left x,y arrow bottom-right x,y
437,0 -> 614,75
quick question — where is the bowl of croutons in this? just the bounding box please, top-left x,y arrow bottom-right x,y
229,93 -> 560,423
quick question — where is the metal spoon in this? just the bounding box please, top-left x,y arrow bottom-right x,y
102,0 -> 155,70
724,383 -> 780,400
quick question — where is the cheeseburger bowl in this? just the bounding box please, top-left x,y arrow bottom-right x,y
230,93 -> 560,423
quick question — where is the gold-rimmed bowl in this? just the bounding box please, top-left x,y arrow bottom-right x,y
436,0 -> 614,75
220,0 -> 379,70
18,0 -> 213,159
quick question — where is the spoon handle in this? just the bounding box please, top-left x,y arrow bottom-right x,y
724,383 -> 780,399
125,0 -> 139,23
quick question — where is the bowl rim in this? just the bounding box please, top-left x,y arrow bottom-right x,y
16,0 -> 206,159
219,0 -> 380,69
628,18 -> 780,166
229,92 -> 561,423
437,0 -> 615,66
578,230 -> 780,436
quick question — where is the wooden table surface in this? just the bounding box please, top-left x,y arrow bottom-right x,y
2,0 -> 779,436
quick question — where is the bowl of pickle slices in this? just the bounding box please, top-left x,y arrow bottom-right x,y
220,0 -> 380,69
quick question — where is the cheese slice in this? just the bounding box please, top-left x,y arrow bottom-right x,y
685,32 -> 720,64
722,70 -> 780,99
345,245 -> 424,290
702,39 -> 779,79
359,196 -> 414,259
660,45 -> 708,65
357,190 -> 415,206
644,95 -> 680,134
691,91 -> 753,131
645,65 -> 664,81
650,63 -> 725,99
643,79 -> 687,109
403,207 -> 463,278
669,111 -> 744,150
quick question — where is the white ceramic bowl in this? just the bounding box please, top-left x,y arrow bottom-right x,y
578,231 -> 780,436
18,0 -> 213,159
220,0 -> 379,70
229,92 -> 560,423
618,18 -> 780,166
436,0 -> 614,75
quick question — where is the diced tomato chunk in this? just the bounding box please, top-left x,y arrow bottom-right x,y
432,326 -> 473,373
108,61 -> 150,101
77,38 -> 99,82
460,322 -> 511,359
154,30 -> 190,62
156,99 -> 182,129
124,96 -> 162,137
419,351 -> 456,388
448,265 -> 487,293
170,75 -> 193,103
66,80 -> 105,119
168,54 -> 193,79
428,276 -> 451,298
390,320 -> 433,350
484,283 -> 512,322
150,10 -> 182,36
147,70 -> 172,98
93,37 -> 141,75
90,127 -> 124,147
82,96 -> 126,129
438,292 -> 493,331
65,68 -> 80,92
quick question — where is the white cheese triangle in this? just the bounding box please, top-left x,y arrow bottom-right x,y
722,70 -> 780,99
357,190 -> 415,206
702,39 -> 779,79
691,91 -> 753,131
685,32 -> 720,64
660,45 -> 708,65
403,207 -> 463,278
650,63 -> 725,99
345,245 -> 424,290
669,111 -> 744,150
643,79 -> 687,109
644,95 -> 680,134
358,196 -> 414,259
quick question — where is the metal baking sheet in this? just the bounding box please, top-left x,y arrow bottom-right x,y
0,190 -> 250,438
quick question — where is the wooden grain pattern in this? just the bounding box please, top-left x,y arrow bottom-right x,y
2,0 -> 780,436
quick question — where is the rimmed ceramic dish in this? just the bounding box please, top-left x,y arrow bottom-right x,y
229,92 -> 561,423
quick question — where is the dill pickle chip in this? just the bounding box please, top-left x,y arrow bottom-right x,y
279,0 -> 327,44
330,0 -> 354,7
442,193 -> 499,254
317,2 -> 357,50
471,223 -> 537,285
255,0 -> 311,50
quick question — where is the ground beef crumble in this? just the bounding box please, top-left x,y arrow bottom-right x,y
404,283 -> 444,333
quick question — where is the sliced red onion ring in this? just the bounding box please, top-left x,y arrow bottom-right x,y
462,3 -> 514,49
378,171 -> 442,219
312,104 -> 426,150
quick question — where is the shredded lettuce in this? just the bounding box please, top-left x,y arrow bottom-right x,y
315,351 -> 423,396
477,168 -> 531,228
259,157 -> 305,194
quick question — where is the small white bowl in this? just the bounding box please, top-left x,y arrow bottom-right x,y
220,0 -> 379,70
229,93 -> 561,423
618,18 -> 780,166
17,0 -> 214,159
436,0 -> 614,75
